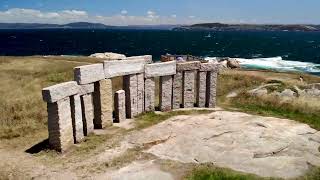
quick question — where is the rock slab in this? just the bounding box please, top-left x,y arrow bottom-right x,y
176,61 -> 200,72
104,59 -> 149,78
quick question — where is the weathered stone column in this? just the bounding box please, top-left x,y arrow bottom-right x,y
160,75 -> 173,112
93,79 -> 113,129
114,90 -> 126,122
182,71 -> 196,108
123,74 -> 138,118
144,78 -> 155,112
206,70 -> 218,108
137,73 -> 145,114
172,72 -> 182,109
70,94 -> 84,143
81,94 -> 94,136
42,81 -> 79,152
196,71 -> 207,107
145,61 -> 176,112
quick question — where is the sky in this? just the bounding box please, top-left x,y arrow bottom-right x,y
0,0 -> 319,25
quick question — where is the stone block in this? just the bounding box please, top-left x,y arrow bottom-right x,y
137,73 -> 145,114
104,59 -> 150,78
206,70 -> 218,108
199,63 -> 218,72
124,74 -> 138,118
145,61 -> 176,78
81,94 -> 94,135
70,94 -> 84,143
47,97 -> 73,152
74,64 -> 105,85
78,83 -> 95,96
42,81 -> 79,103
172,72 -> 182,109
93,79 -> 113,129
145,78 -> 155,112
182,71 -> 195,108
114,90 -> 126,122
196,71 -> 207,107
160,76 -> 173,112
176,61 -> 200,72
126,55 -> 152,63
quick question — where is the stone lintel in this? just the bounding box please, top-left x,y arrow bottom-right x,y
199,63 -> 218,72
145,61 -> 176,78
126,55 -> 152,63
78,83 -> 95,96
42,81 -> 79,103
74,64 -> 105,85
104,59 -> 150,78
176,61 -> 201,72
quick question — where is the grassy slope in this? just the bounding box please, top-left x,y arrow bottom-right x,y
0,56 -> 320,179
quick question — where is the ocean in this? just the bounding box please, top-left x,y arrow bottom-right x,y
0,29 -> 320,75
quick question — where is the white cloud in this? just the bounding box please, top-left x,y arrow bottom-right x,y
121,10 -> 128,15
189,16 -> 195,19
0,8 -> 205,25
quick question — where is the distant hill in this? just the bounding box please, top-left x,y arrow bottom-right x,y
174,23 -> 320,32
0,22 -> 179,30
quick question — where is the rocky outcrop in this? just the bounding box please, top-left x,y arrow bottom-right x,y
227,58 -> 240,69
89,52 -> 126,60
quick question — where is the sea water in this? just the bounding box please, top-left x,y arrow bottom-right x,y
0,29 -> 320,75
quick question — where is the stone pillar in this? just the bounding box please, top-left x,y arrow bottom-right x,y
159,75 -> 173,112
70,94 -> 84,143
93,79 -> 113,129
81,94 -> 94,136
196,71 -> 207,108
47,97 -> 74,152
114,90 -> 126,122
145,78 -> 155,112
172,72 -> 182,109
137,73 -> 145,114
182,71 -> 195,108
206,70 -> 218,108
123,74 -> 138,118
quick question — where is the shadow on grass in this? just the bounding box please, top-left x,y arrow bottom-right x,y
25,139 -> 50,154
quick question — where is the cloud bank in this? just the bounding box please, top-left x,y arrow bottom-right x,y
0,8 -> 204,25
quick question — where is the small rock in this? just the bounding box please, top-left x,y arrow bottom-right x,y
279,89 -> 296,98
226,92 -> 238,98
249,88 -> 268,96
227,58 -> 240,69
89,52 -> 126,60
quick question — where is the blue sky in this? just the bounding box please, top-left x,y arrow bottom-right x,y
0,0 -> 319,25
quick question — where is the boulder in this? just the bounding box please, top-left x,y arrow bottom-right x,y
89,52 -> 126,60
279,89 -> 296,98
227,58 -> 240,69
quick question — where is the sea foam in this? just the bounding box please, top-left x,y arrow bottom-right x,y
205,56 -> 320,75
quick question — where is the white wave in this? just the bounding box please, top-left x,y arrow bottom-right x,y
205,56 -> 320,74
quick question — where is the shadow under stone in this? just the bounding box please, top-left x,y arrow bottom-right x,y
25,139 -> 50,154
